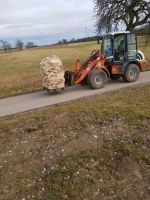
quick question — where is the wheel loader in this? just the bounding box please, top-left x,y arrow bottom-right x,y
65,31 -> 147,89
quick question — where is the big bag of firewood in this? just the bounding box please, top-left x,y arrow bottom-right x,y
40,55 -> 65,91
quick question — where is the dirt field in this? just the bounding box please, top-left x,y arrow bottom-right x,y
0,84 -> 150,200
0,37 -> 149,99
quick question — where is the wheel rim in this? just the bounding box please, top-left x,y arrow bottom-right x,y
95,74 -> 103,85
129,69 -> 137,79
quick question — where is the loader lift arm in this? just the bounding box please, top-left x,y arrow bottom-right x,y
65,50 -> 106,86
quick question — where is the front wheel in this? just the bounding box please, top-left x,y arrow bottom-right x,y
122,64 -> 140,83
88,69 -> 107,89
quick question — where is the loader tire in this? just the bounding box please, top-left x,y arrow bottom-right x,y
88,69 -> 107,89
122,64 -> 140,83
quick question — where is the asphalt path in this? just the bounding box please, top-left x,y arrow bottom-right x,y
0,71 -> 150,118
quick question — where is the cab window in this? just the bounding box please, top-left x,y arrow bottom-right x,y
113,35 -> 125,62
127,34 -> 137,60
102,37 -> 112,57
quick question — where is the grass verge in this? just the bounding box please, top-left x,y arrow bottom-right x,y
0,84 -> 150,200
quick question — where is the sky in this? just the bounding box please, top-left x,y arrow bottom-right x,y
0,0 -> 96,46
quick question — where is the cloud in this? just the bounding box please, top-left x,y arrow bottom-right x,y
0,0 -> 96,45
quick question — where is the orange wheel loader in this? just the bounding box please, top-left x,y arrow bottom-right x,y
65,31 -> 147,89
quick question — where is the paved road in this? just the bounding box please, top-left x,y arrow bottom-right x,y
0,71 -> 150,118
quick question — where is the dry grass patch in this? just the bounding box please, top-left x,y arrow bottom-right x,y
0,84 -> 150,200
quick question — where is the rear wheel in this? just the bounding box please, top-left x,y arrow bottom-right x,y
88,69 -> 107,89
122,64 -> 140,83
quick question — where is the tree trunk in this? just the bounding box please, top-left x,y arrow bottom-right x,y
126,24 -> 135,31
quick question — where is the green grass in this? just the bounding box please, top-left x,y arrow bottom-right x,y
0,38 -> 149,98
0,84 -> 150,200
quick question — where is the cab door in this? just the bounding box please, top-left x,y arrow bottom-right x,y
113,34 -> 126,63
127,34 -> 137,60
102,35 -> 113,66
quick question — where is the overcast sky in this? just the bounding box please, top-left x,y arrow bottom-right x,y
0,0 -> 96,45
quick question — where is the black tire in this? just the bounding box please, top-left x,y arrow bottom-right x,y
122,64 -> 140,83
88,69 -> 107,89
111,75 -> 122,80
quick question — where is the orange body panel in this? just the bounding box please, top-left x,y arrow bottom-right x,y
111,64 -> 122,74
75,57 -> 101,84
138,60 -> 148,71
70,60 -> 80,72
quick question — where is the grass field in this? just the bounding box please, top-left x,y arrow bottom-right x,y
0,42 -> 98,98
0,37 -> 149,98
0,84 -> 150,200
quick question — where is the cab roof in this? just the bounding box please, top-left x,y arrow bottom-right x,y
108,31 -> 130,35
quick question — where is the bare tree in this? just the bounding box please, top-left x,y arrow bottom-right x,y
62,39 -> 68,44
58,39 -> 68,44
144,22 -> 150,46
0,40 -> 12,53
16,39 -> 24,50
58,40 -> 62,44
25,41 -> 36,49
94,0 -> 150,33
70,38 -> 75,43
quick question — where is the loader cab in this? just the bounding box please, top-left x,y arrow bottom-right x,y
101,32 -> 137,65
